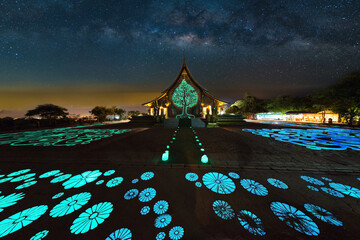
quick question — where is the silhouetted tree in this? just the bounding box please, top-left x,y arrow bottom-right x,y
89,106 -> 111,122
26,104 -> 68,125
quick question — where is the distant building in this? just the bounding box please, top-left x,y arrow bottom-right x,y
285,110 -> 339,123
256,112 -> 285,120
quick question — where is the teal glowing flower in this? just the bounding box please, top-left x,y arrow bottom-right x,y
321,187 -> 344,198
39,170 -> 60,178
0,205 -> 48,238
185,173 -> 198,182
52,192 -> 64,199
96,180 -> 104,185
139,188 -> 156,202
195,182 -> 202,187
16,180 -> 37,189
50,192 -> 91,218
240,179 -> 268,196
300,176 -> 324,186
156,232 -> 166,240
132,179 -> 139,184
169,226 -> 184,240
25,177 -> 36,182
202,172 -> 236,194
7,169 -> 31,177
154,200 -> 169,215
267,178 -> 288,189
212,200 -> 235,220
51,174 -> 72,183
321,177 -> 332,182
329,182 -> 360,199
70,202 -> 113,235
106,228 -> 132,240
54,172 -> 63,177
30,230 -> 49,240
124,189 -> 139,200
0,177 -> 12,183
140,206 -> 150,215
10,173 -> 36,182
307,185 -> 319,191
228,172 -> 240,179
237,210 -> 266,236
63,170 -> 102,189
106,177 -> 123,187
141,171 -> 154,181
0,192 -> 25,212
304,204 -> 343,226
155,214 -> 172,228
104,170 -> 116,176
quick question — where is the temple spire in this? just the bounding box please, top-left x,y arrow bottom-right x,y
182,49 -> 187,67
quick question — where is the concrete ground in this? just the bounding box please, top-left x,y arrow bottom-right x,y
0,122 -> 359,239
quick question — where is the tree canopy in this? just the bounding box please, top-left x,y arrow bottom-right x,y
25,104 -> 68,119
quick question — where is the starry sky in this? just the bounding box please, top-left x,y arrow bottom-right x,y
1,0 -> 359,117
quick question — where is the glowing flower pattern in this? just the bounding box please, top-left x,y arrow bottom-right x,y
212,200 -> 235,220
185,173 -> 198,182
0,205 -> 48,238
228,172 -> 240,179
16,181 -> 37,189
141,171 -> 154,181
307,185 -> 319,191
240,179 -> 268,196
7,169 -> 31,177
195,182 -> 202,187
0,177 -> 12,183
30,230 -> 49,240
96,180 -> 104,185
237,210 -> 266,236
124,189 -> 139,200
141,206 -> 150,215
50,192 -> 91,217
52,192 -> 64,199
63,170 -> 102,189
304,203 -> 343,226
0,192 -> 25,212
10,173 -> 36,182
300,176 -> 324,186
267,178 -> 288,189
106,177 -> 123,187
156,232 -> 166,240
270,202 -> 319,236
321,177 -> 332,182
139,188 -> 156,202
155,214 -> 172,228
154,200 -> 169,215
202,172 -> 236,194
321,187 -> 344,198
50,174 -> 72,183
329,182 -> 360,199
70,202 -> 113,234
169,226 -> 184,240
132,179 -> 139,184
39,170 -> 60,178
104,170 -> 116,176
106,228 -> 132,240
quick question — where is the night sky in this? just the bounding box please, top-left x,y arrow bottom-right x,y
1,0 -> 359,117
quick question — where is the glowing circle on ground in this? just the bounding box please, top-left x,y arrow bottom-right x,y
140,206 -> 150,215
155,214 -> 172,228
11,173 -> 36,182
96,180 -> 104,185
0,205 -> 48,238
132,179 -> 139,184
195,182 -> 202,187
106,228 -> 132,240
7,169 -> 31,177
139,188 -> 156,202
124,189 -> 139,200
30,230 -> 49,240
329,182 -> 360,198
304,203 -> 343,226
51,174 -> 72,183
202,172 -> 236,194
156,232 -> 166,240
154,200 -> 169,215
52,192 -> 64,199
237,210 -> 266,236
141,171 -> 154,181
0,192 -> 25,212
106,177 -> 123,187
267,178 -> 288,189
185,173 -> 198,182
0,177 -> 12,183
63,170 -> 102,189
270,202 -> 319,236
300,176 -> 324,186
25,177 -> 36,182
39,170 -> 60,178
307,185 -> 319,191
169,226 -> 184,240
212,200 -> 235,220
240,179 -> 268,196
321,187 -> 345,198
104,170 -> 115,176
228,172 -> 240,179
70,202 -> 113,234
50,192 -> 91,218
16,180 -> 37,189
321,177 -> 332,182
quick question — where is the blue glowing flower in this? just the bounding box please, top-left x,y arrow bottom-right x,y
30,230 -> 49,240
270,202 -> 319,236
124,189 -> 139,200
321,177 -> 332,182
0,177 -> 12,183
7,169 -> 31,177
307,185 -> 319,191
320,187 -> 344,198
228,172 -> 240,179
155,214 -> 172,228
156,232 -> 166,240
154,200 -> 169,215
237,210 -> 266,236
0,205 -> 48,238
140,206 -> 150,215
106,177 -> 123,187
39,170 -> 60,178
195,182 -> 202,187
50,174 -> 72,183
106,228 -> 132,240
11,173 -> 36,182
96,180 -> 104,185
240,179 -> 268,196
70,202 -> 113,234
52,192 -> 64,199
0,192 -> 25,212
139,188 -> 156,202
169,226 -> 184,240
50,192 -> 91,218
104,170 -> 116,176
267,178 -> 288,189
300,176 -> 324,186
63,170 -> 102,189
25,177 -> 36,182
202,172 -> 236,194
16,180 -> 37,189
141,171 -> 154,181
54,172 -> 63,177
304,204 -> 343,226
212,200 -> 235,220
132,178 -> 139,184
185,173 -> 198,182
329,182 -> 360,198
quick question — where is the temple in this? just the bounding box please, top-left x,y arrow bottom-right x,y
143,59 -> 229,118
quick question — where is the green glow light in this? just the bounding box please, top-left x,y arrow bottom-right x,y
162,151 -> 169,161
201,154 -> 208,164
200,148 -> 205,151
199,143 -> 202,146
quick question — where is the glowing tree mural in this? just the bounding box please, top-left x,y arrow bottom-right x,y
172,79 -> 198,118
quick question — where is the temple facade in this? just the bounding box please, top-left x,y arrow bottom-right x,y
143,59 -> 228,118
